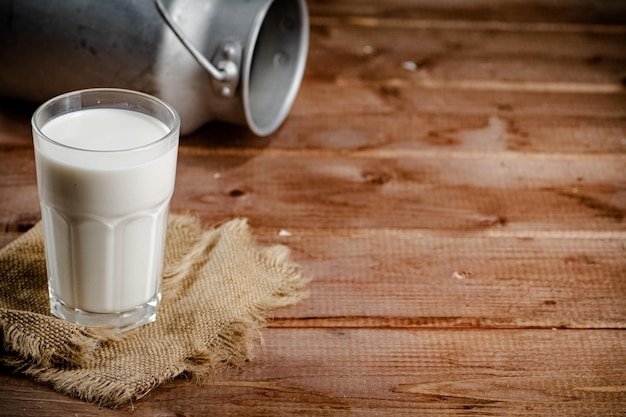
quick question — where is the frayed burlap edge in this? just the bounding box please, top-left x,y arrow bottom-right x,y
0,310 -> 106,368
0,216 -> 310,408
0,223 -> 109,369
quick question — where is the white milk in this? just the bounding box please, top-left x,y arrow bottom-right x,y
35,108 -> 178,314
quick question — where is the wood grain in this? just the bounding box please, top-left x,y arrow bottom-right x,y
173,154 -> 626,231
3,147 -> 624,232
259,228 -> 626,329
305,20 -> 626,86
1,329 -> 624,416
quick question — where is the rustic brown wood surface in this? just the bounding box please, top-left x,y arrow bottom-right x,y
1,1 -> 625,415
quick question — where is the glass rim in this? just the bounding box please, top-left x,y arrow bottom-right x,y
31,88 -> 180,154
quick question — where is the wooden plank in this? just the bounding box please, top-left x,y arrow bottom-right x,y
0,232 -> 20,249
0,145 -> 38,238
175,151 -> 626,232
292,82 -> 626,119
1,147 -> 624,233
1,329 -> 624,416
306,22 -> 626,87
179,85 -> 626,156
253,112 -> 626,155
5,87 -> 626,154
6,109 -> 626,160
0,99 -> 35,147
252,228 -> 626,329
307,0 -> 626,26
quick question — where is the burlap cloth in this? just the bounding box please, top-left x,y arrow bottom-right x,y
0,214 -> 308,407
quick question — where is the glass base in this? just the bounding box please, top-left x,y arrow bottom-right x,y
50,293 -> 160,333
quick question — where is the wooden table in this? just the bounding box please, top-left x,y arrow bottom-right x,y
1,1 -> 625,415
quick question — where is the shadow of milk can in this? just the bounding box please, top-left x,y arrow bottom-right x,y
0,0 -> 309,135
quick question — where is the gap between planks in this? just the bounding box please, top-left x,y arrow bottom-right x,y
323,77 -> 625,95
267,316 -> 626,330
382,78 -> 625,94
254,226 -> 626,240
3,226 -> 626,252
310,15 -> 626,35
179,145 -> 626,162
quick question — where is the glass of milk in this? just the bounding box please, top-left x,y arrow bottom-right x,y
32,88 -> 180,332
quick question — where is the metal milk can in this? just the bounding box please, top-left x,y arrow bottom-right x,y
0,0 -> 309,135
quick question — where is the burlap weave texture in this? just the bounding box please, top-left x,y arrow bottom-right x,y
0,214 -> 308,407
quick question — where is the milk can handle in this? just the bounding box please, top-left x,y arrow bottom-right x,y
154,0 -> 241,97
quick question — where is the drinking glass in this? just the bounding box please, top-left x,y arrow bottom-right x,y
32,88 -> 180,332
